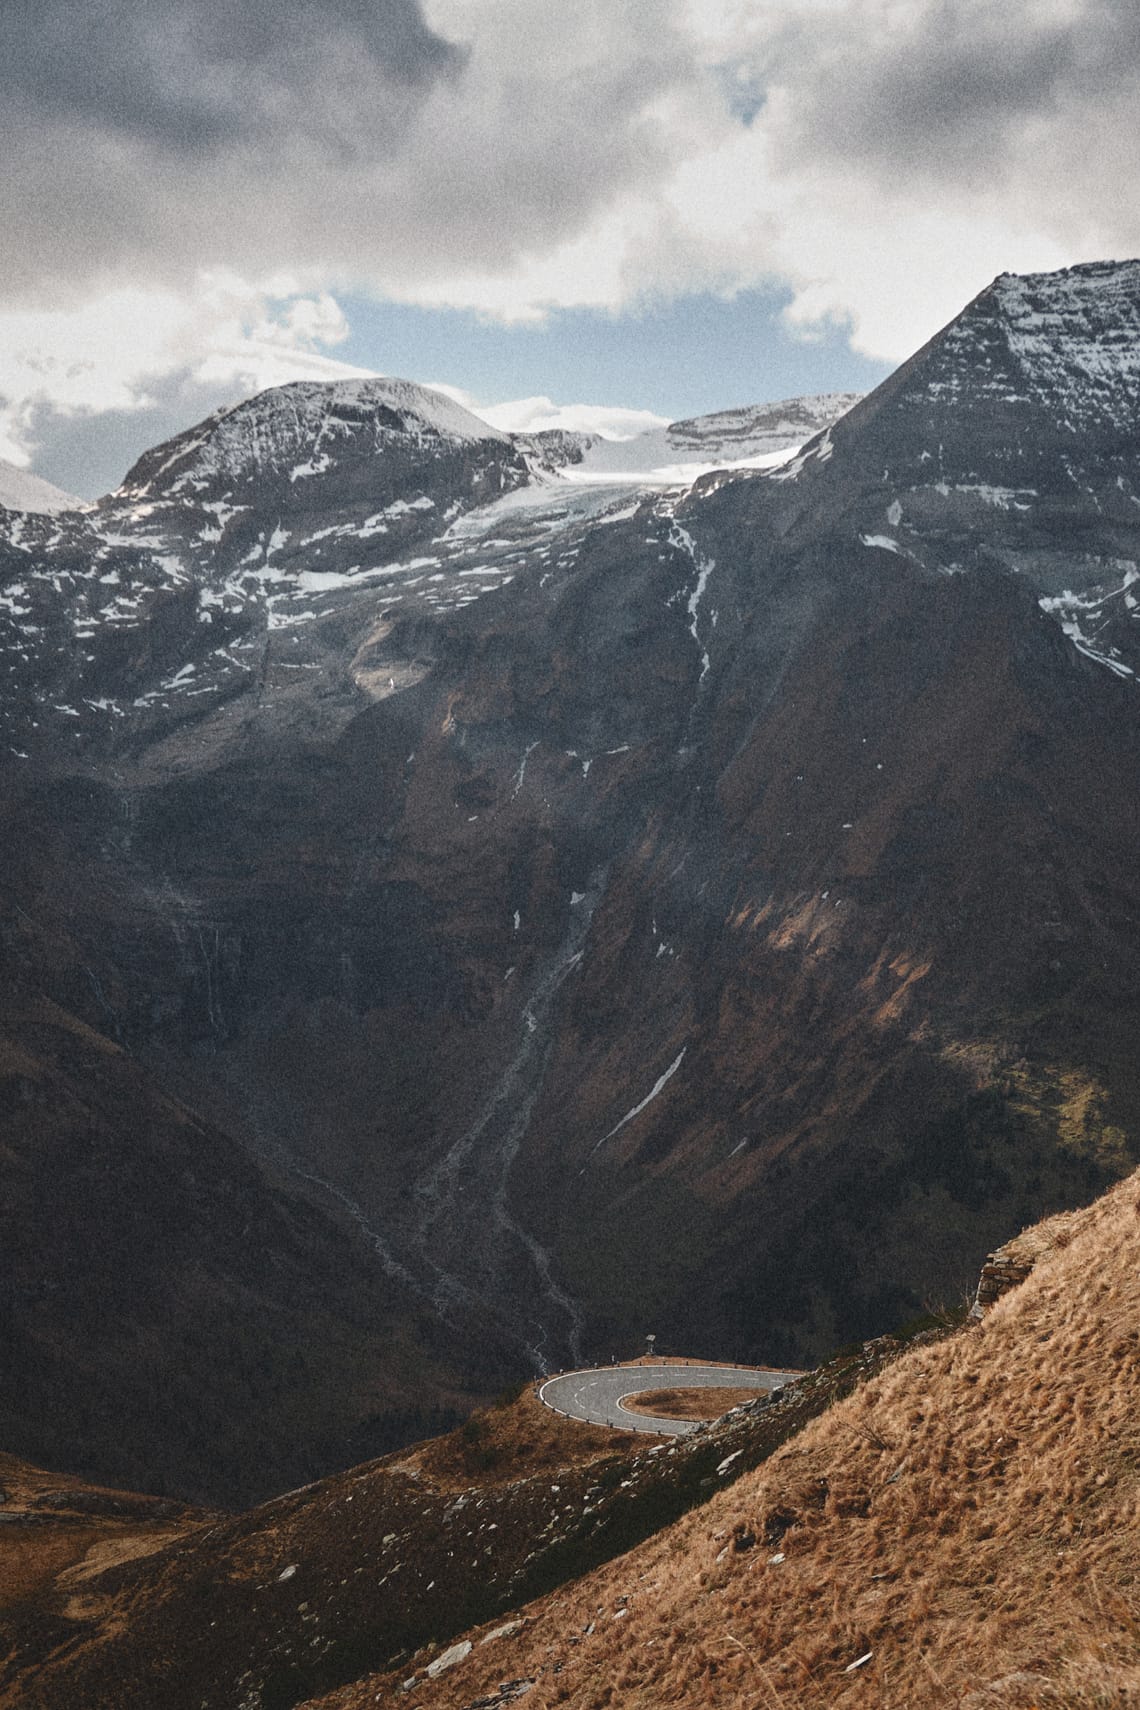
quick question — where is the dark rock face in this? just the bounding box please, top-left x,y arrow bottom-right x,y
0,973 -> 473,1508
0,377 -> 529,770
776,260 -> 1140,676
1,269 -> 1138,1501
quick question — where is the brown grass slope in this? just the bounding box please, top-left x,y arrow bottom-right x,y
0,1452 -> 207,1698
0,1451 -> 203,1608
0,1394 -> 636,1709
1,1347 -> 905,1709
313,1170 -> 1140,1710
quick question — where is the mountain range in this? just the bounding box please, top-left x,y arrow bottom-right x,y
1,259 -> 1138,1513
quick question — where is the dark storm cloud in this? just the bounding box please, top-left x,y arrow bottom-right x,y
776,0 -> 1140,187
3,0 -> 462,154
0,0 -> 698,303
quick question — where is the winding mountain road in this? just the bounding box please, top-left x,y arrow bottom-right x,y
538,1362 -> 804,1437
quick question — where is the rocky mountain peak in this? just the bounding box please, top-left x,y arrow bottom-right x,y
909,257 -> 1140,433
838,255 -> 1140,448
666,392 -> 863,455
116,375 -> 512,503
766,259 -> 1140,679
989,258 -> 1140,431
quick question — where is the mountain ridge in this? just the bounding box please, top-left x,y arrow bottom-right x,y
115,376 -> 515,503
0,260 -> 1137,1508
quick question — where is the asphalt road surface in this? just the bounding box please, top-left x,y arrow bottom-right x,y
538,1362 -> 803,1436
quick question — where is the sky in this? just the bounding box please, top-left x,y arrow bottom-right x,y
4,0 -> 1139,497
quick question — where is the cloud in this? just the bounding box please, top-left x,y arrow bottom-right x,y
4,0 -> 459,153
0,276 -> 372,491
588,0 -> 1140,357
768,0 -> 1140,188
430,388 -> 671,440
737,0 -> 1140,351
4,0 -> 1140,486
0,0 -> 703,304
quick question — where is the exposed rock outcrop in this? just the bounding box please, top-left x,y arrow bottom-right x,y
970,1248 -> 1036,1318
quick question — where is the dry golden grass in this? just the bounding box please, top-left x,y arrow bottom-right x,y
0,1452 -> 201,1609
0,1521 -> 118,1608
312,1169 -> 1140,1710
621,1387 -> 761,1421
384,1383 -> 645,1488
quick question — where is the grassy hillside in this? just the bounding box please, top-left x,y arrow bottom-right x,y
5,1173 -> 1139,1708
307,1171 -> 1140,1709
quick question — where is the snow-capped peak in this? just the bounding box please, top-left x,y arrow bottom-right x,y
524,393 -> 863,486
900,258 -> 1140,441
309,377 -> 511,445
665,394 -> 863,455
118,377 -> 511,499
0,458 -> 82,515
989,260 -> 1140,429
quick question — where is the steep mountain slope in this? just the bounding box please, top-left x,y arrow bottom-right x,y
7,1174 -> 1136,1710
778,258 -> 1140,675
1,267 -> 1138,1502
309,1165 -> 1140,1710
0,1341 -> 898,1709
0,973 -> 472,1508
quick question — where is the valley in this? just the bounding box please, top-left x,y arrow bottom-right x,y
5,0 -> 1138,1696
0,262 -> 1138,1521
